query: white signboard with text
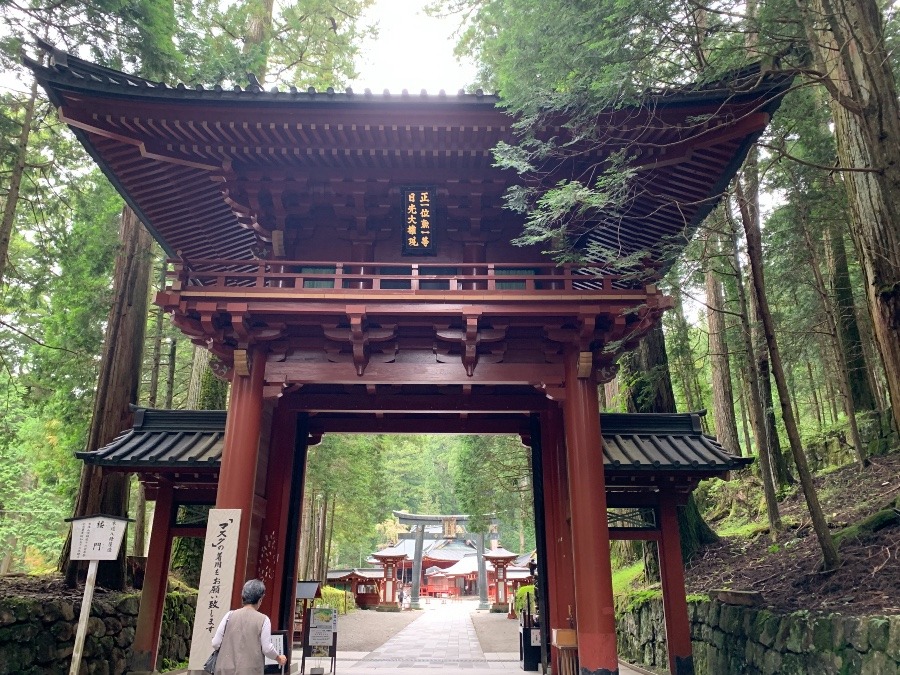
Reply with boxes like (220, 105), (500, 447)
(308, 607), (336, 646)
(187, 509), (241, 671)
(70, 515), (127, 561)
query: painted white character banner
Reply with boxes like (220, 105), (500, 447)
(187, 508), (242, 671)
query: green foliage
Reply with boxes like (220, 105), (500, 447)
(172, 0), (376, 87)
(514, 583), (536, 612)
(448, 435), (534, 552)
(617, 588), (662, 615)
(315, 585), (356, 615)
(0, 169), (121, 571)
(611, 560), (645, 597)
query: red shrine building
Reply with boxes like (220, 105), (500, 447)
(28, 43), (784, 675)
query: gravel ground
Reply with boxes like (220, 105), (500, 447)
(335, 609), (423, 651)
(470, 610), (520, 653)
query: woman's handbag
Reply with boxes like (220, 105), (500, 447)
(203, 611), (231, 674)
(203, 649), (218, 674)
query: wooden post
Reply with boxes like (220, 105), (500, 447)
(69, 559), (99, 675)
(130, 483), (175, 673)
(216, 347), (266, 608)
(258, 404), (300, 627)
(563, 349), (618, 674)
(658, 491), (694, 675)
(540, 406), (576, 675)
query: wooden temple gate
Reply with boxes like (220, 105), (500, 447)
(28, 45), (784, 675)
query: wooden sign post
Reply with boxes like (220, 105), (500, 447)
(67, 514), (131, 675)
(301, 607), (337, 674)
(187, 508), (242, 672)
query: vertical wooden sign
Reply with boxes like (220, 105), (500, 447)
(402, 188), (436, 255)
(187, 508), (242, 671)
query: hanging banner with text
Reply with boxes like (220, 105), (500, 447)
(402, 188), (435, 255)
(187, 509), (241, 671)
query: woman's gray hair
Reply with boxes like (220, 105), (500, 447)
(241, 579), (266, 605)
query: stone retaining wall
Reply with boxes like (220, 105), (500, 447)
(617, 596), (900, 675)
(0, 590), (196, 674)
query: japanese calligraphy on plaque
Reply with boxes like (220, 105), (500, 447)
(187, 508), (241, 671)
(68, 515), (129, 561)
(402, 188), (435, 255)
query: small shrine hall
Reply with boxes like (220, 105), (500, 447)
(28, 43), (783, 675)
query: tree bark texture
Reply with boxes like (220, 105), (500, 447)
(705, 232), (742, 455)
(801, 0), (900, 435)
(799, 212), (867, 467)
(60, 207), (153, 588)
(825, 223), (878, 412)
(620, 323), (718, 561)
(0, 80), (39, 287)
(737, 179), (840, 570)
(729, 214), (782, 532)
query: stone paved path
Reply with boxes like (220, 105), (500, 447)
(313, 599), (647, 674)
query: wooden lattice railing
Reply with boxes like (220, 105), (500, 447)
(166, 258), (645, 294)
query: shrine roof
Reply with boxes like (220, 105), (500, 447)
(78, 408), (752, 476)
(26, 43), (790, 272)
(326, 568), (384, 582)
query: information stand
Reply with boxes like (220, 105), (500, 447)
(66, 514), (131, 675)
(300, 607), (337, 674)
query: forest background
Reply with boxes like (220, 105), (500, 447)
(0, 0), (899, 587)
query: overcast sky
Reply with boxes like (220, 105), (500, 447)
(350, 0), (479, 93)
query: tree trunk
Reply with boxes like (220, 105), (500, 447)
(806, 361), (824, 434)
(620, 323), (718, 562)
(133, 262), (168, 559)
(186, 347), (210, 408)
(669, 287), (700, 413)
(738, 378), (753, 454)
(164, 339), (177, 408)
(749, 283), (792, 487)
(799, 211), (867, 468)
(825, 223), (878, 413)
(0, 80), (39, 287)
(60, 206), (153, 588)
(146, 262), (167, 408)
(705, 232), (742, 455)
(728, 212), (782, 532)
(736, 178), (840, 570)
(0, 536), (17, 575)
(244, 0), (277, 81)
(324, 494), (337, 581)
(800, 0), (900, 436)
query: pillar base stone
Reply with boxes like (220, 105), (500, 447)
(579, 668), (618, 675)
(674, 655), (695, 675)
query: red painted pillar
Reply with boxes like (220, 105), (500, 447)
(541, 406), (576, 675)
(658, 491), (694, 675)
(129, 482), (174, 673)
(257, 403), (298, 627)
(562, 348), (618, 674)
(216, 347), (266, 609)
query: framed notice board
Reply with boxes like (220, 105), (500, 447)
(300, 607), (337, 674)
(264, 630), (289, 673)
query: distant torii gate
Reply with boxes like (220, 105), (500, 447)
(394, 511), (499, 610)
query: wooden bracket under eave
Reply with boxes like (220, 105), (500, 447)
(577, 351), (593, 379)
(234, 349), (251, 377)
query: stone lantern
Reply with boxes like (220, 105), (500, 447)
(484, 547), (518, 613)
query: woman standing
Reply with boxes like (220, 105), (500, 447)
(211, 579), (288, 674)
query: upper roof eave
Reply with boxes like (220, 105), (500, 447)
(23, 45), (503, 112)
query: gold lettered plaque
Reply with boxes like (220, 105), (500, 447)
(402, 187), (436, 255)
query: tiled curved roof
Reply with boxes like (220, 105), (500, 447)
(26, 43), (790, 274)
(78, 408), (751, 475)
